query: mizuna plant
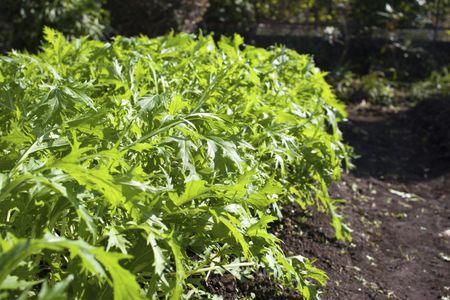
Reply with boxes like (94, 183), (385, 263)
(0, 28), (350, 299)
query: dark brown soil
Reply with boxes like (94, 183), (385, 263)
(285, 99), (450, 300)
(208, 98), (450, 299)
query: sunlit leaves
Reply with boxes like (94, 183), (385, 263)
(0, 28), (349, 299)
(0, 234), (143, 300)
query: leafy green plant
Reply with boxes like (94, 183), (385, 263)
(411, 66), (450, 100)
(360, 71), (396, 104)
(335, 70), (396, 105)
(335, 66), (450, 106)
(0, 28), (349, 299)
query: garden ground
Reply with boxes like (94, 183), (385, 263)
(208, 98), (450, 299)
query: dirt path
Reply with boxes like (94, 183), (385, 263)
(277, 100), (450, 299)
(208, 99), (450, 299)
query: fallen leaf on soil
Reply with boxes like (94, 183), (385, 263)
(438, 229), (450, 240)
(389, 189), (421, 201)
(439, 252), (450, 262)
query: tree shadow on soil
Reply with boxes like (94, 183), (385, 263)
(340, 97), (450, 182)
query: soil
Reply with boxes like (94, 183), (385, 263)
(207, 98), (450, 299)
(282, 98), (450, 300)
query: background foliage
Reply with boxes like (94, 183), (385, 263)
(105, 0), (209, 38)
(1, 0), (448, 53)
(0, 0), (108, 52)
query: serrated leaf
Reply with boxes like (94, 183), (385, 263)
(0, 275), (40, 290)
(169, 180), (208, 206)
(105, 227), (130, 254)
(147, 233), (166, 276)
(38, 275), (73, 300)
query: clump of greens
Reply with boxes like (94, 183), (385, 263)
(0, 28), (349, 299)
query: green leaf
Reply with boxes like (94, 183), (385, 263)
(217, 214), (251, 260)
(168, 180), (208, 206)
(38, 275), (74, 300)
(105, 227), (130, 254)
(167, 236), (185, 300)
(49, 146), (126, 207)
(0, 234), (142, 300)
(0, 275), (41, 290)
(95, 251), (144, 300)
(147, 233), (166, 276)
